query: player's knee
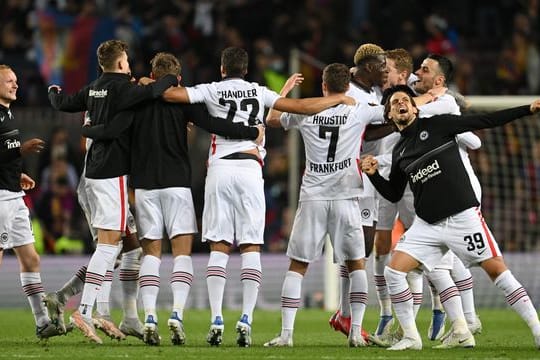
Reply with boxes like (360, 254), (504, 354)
(480, 256), (508, 281)
(384, 266), (407, 287)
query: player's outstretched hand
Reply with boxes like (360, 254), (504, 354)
(20, 138), (44, 156)
(281, 73), (304, 96)
(361, 155), (379, 175)
(254, 124), (265, 145)
(530, 99), (540, 113)
(20, 173), (35, 190)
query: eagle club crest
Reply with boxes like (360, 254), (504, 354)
(419, 130), (429, 141)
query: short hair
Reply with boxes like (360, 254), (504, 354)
(97, 40), (128, 71)
(385, 48), (413, 76)
(150, 52), (181, 79)
(382, 84), (417, 120)
(353, 43), (384, 66)
(221, 47), (248, 77)
(427, 54), (454, 83)
(0, 64), (12, 72)
(323, 63), (350, 93)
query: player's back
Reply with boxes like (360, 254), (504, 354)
(282, 103), (381, 201)
(186, 78), (280, 162)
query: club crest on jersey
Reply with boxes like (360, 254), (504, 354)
(361, 209), (371, 219)
(419, 130), (429, 141)
(0, 232), (8, 245)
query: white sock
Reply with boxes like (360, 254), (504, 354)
(495, 270), (540, 335)
(171, 255), (193, 321)
(451, 257), (477, 323)
(57, 265), (87, 304)
(281, 271), (302, 339)
(240, 252), (262, 323)
(206, 251), (229, 322)
(119, 248), (141, 320)
(428, 279), (443, 311)
(374, 254), (391, 316)
(139, 255), (161, 322)
(384, 266), (419, 340)
(79, 244), (119, 319)
(349, 269), (367, 328)
(407, 270), (423, 318)
(339, 265), (351, 317)
(426, 269), (467, 333)
(96, 268), (113, 318)
(21, 272), (48, 327)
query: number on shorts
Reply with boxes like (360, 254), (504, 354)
(318, 126), (339, 162)
(219, 98), (260, 125)
(463, 232), (485, 251)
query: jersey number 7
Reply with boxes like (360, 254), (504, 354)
(319, 126), (339, 162)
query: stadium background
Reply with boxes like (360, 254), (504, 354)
(1, 0), (540, 310)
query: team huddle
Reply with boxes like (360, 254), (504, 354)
(1, 38), (540, 350)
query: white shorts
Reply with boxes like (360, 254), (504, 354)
(0, 197), (34, 250)
(395, 207), (502, 272)
(85, 175), (129, 232)
(377, 185), (415, 230)
(202, 159), (264, 245)
(78, 174), (137, 240)
(360, 173), (378, 226)
(135, 187), (197, 240)
(287, 198), (365, 263)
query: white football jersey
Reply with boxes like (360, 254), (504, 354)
(347, 83), (384, 156)
(281, 103), (384, 201)
(186, 78), (281, 163)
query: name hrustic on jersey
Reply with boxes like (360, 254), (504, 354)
(312, 114), (348, 125)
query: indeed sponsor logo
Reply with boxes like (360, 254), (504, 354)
(89, 89), (108, 98)
(5, 139), (20, 149)
(410, 159), (442, 183)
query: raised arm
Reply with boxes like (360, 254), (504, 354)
(266, 73), (304, 128)
(48, 85), (88, 112)
(273, 93), (355, 116)
(435, 104), (537, 135)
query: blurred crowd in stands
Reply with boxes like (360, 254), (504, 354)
(2, 0), (539, 254)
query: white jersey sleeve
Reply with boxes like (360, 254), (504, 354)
(280, 112), (303, 130)
(186, 79), (281, 163)
(456, 132), (481, 150)
(418, 94), (460, 117)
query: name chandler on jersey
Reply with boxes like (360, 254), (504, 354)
(217, 89), (257, 98)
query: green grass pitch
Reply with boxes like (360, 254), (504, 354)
(1, 308), (539, 359)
